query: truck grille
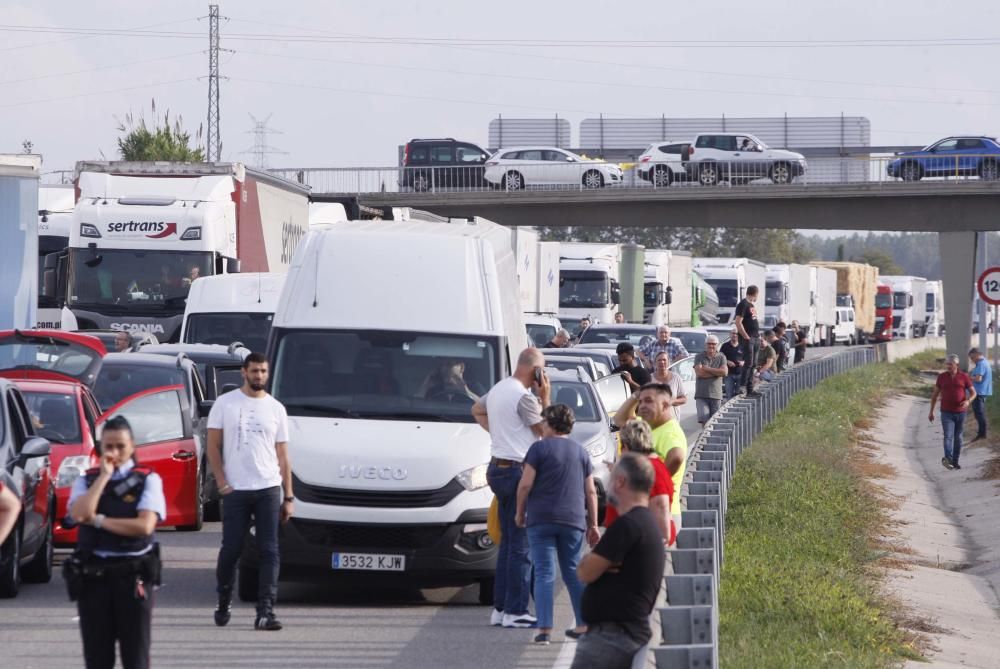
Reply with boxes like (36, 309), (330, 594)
(292, 519), (449, 549)
(293, 475), (464, 508)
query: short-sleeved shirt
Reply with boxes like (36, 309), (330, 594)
(757, 343), (776, 369)
(580, 506), (666, 644)
(734, 298), (759, 338)
(612, 363), (652, 387)
(640, 337), (689, 364)
(971, 359), (992, 397)
(207, 389), (290, 491)
(693, 352), (726, 400)
(480, 377), (543, 461)
(603, 456), (673, 530)
(720, 340), (743, 367)
(794, 331), (807, 362)
(649, 419), (687, 516)
(523, 436), (593, 531)
(936, 371), (974, 413)
(771, 338), (788, 372)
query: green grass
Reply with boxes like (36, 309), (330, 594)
(718, 362), (923, 668)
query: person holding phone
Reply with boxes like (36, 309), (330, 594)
(612, 343), (651, 392)
(472, 348), (551, 628)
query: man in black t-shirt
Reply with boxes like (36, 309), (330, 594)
(612, 343), (652, 391)
(719, 329), (744, 399)
(791, 320), (807, 364)
(572, 453), (665, 669)
(733, 285), (761, 397)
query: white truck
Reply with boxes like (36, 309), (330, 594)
(36, 185), (75, 329)
(643, 250), (693, 327)
(523, 239), (561, 347)
(559, 242), (621, 325)
(0, 155), (41, 330)
(179, 272), (285, 352)
(925, 280), (945, 337)
(882, 275), (928, 339)
(691, 257), (767, 326)
(811, 266), (838, 345)
(41, 161), (310, 342)
(764, 264), (812, 331)
(257, 216), (529, 604)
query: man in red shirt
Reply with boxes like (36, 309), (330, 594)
(604, 420), (675, 545)
(929, 354), (977, 470)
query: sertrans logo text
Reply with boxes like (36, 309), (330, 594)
(106, 221), (178, 239)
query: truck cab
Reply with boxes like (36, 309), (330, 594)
(925, 280), (945, 337)
(882, 275), (928, 339)
(873, 284), (894, 342)
(558, 243), (621, 325)
(692, 257), (766, 326)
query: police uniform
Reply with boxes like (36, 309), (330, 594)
(66, 460), (166, 669)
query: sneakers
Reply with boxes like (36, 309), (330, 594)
(490, 609), (504, 626)
(534, 633), (551, 645)
(952, 462), (962, 470)
(565, 628), (584, 640)
(254, 612), (283, 631)
(502, 612), (537, 628)
(213, 590), (232, 627)
(942, 457), (955, 470)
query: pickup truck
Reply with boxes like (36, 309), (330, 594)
(682, 133), (807, 186)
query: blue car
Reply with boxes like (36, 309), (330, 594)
(888, 136), (1000, 181)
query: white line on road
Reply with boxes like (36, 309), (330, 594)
(553, 638), (577, 669)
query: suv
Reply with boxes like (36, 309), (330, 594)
(887, 136), (1000, 181)
(683, 133), (806, 186)
(401, 138), (491, 192)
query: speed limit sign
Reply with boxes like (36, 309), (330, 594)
(977, 267), (1000, 305)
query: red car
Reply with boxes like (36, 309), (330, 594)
(12, 379), (100, 547)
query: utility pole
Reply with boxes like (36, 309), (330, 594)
(241, 114), (287, 169)
(206, 4), (222, 162)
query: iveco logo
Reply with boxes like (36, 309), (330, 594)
(338, 465), (408, 481)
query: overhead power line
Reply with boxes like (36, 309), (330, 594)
(0, 50), (203, 86)
(0, 17), (200, 52)
(0, 77), (198, 109)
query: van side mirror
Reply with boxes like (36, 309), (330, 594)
(19, 437), (51, 467)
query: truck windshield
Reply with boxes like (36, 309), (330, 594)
(764, 282), (783, 307)
(68, 249), (213, 310)
(892, 292), (908, 310)
(875, 293), (892, 309)
(926, 294), (935, 311)
(704, 279), (738, 307)
(184, 312), (273, 352)
(643, 282), (662, 307)
(270, 329), (500, 423)
(560, 270), (608, 308)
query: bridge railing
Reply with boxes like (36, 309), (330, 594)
(644, 346), (880, 668)
(270, 154), (1000, 195)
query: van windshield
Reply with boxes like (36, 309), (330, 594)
(184, 312), (274, 352)
(270, 330), (500, 423)
(560, 270), (608, 308)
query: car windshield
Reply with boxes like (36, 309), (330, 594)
(22, 391), (82, 444)
(892, 292), (908, 310)
(270, 330), (499, 423)
(578, 327), (656, 347)
(560, 270), (608, 308)
(0, 336), (103, 386)
(68, 249), (213, 311)
(674, 332), (707, 353)
(764, 282), (783, 307)
(94, 363), (186, 411)
(549, 381), (601, 422)
(526, 323), (557, 348)
(704, 279), (739, 307)
(184, 312), (274, 352)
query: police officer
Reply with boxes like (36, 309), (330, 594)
(67, 416), (165, 669)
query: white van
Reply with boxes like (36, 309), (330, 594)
(243, 217), (528, 603)
(179, 272), (284, 352)
(833, 306), (857, 345)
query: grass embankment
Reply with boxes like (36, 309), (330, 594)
(718, 362), (923, 668)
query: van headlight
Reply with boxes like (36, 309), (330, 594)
(56, 455), (91, 488)
(583, 437), (608, 458)
(457, 464), (489, 491)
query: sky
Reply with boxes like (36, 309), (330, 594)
(4, 0), (1000, 194)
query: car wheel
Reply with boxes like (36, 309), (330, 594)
(698, 164), (719, 186)
(501, 171), (524, 190)
(0, 530), (21, 598)
(652, 165), (672, 188)
(900, 162), (922, 182)
(582, 169), (604, 189)
(177, 467), (205, 532)
(769, 162), (792, 185)
(412, 173), (430, 192)
(478, 577), (495, 606)
(238, 564), (259, 602)
(979, 160), (999, 181)
(22, 514), (53, 584)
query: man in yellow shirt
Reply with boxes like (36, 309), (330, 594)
(613, 383), (688, 534)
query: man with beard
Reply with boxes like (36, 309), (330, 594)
(206, 352), (293, 631)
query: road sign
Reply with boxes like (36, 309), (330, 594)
(977, 267), (1000, 305)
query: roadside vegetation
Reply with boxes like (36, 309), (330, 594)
(718, 361), (925, 668)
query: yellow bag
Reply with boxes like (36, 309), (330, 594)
(487, 496), (502, 545)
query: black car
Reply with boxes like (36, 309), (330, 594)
(0, 378), (54, 597)
(401, 138), (490, 191)
(138, 343), (250, 400)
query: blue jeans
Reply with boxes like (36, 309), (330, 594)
(487, 462), (531, 615)
(972, 396), (988, 438)
(940, 410), (965, 465)
(724, 371), (741, 399)
(216, 486), (281, 613)
(527, 523), (585, 630)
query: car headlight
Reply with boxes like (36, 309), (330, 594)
(456, 464), (489, 491)
(56, 455), (91, 489)
(583, 437), (608, 458)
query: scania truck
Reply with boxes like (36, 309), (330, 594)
(692, 257), (766, 325)
(41, 161), (310, 342)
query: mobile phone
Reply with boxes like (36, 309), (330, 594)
(534, 367), (544, 385)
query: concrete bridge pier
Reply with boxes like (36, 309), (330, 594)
(939, 231), (978, 359)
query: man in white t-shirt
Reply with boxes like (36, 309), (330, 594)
(472, 348), (550, 629)
(206, 352), (292, 632)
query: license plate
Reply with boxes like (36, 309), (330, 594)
(331, 552), (405, 572)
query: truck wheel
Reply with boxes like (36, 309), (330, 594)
(652, 165), (672, 188)
(238, 564), (259, 602)
(698, 164), (719, 186)
(769, 162), (793, 184)
(478, 578), (495, 606)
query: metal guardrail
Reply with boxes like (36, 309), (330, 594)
(647, 346), (879, 668)
(271, 155), (1000, 195)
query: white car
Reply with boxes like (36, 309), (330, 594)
(637, 141), (690, 187)
(683, 133), (807, 186)
(484, 147), (624, 190)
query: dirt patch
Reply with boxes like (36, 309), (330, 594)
(978, 455), (1000, 481)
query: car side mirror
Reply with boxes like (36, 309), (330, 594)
(198, 400), (215, 418)
(19, 436), (51, 466)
